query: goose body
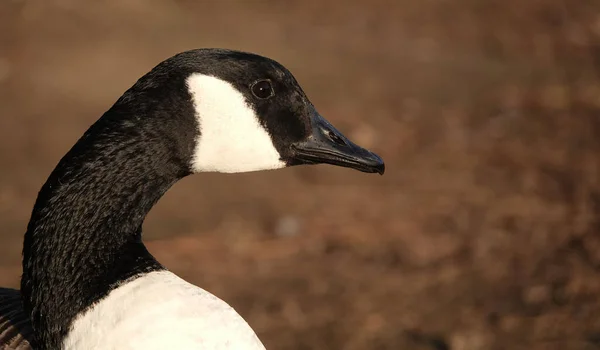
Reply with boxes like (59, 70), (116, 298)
(0, 48), (384, 350)
(64, 271), (264, 350)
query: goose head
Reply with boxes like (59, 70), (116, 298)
(128, 48), (385, 176)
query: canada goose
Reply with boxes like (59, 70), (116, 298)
(0, 48), (384, 350)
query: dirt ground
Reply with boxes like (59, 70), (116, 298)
(1, 1), (600, 349)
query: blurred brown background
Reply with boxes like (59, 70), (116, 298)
(1, 0), (600, 349)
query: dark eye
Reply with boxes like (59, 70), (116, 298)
(251, 80), (274, 99)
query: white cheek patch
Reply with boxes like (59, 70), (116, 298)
(186, 73), (286, 173)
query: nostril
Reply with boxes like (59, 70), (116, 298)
(326, 129), (347, 146)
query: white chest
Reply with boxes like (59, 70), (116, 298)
(62, 271), (266, 350)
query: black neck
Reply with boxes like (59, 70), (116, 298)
(20, 93), (195, 349)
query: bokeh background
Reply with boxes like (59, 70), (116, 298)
(1, 1), (600, 349)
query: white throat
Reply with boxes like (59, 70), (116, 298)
(187, 73), (285, 173)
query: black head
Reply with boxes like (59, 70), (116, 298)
(122, 48), (385, 175)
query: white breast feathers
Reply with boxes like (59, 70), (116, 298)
(63, 271), (266, 350)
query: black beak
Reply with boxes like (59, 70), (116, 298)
(290, 112), (385, 175)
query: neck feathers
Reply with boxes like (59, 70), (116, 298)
(20, 101), (193, 349)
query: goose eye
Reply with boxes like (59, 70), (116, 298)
(251, 80), (274, 99)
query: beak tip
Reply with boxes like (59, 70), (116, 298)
(369, 153), (385, 175)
